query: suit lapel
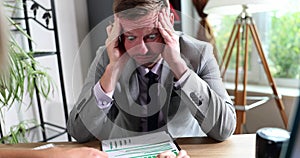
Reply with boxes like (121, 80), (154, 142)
(119, 58), (140, 107)
(179, 34), (200, 71)
(113, 59), (143, 131)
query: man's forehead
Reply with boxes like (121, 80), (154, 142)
(119, 11), (159, 32)
(123, 27), (159, 35)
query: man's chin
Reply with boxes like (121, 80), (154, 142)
(134, 55), (161, 68)
(142, 62), (156, 68)
(135, 60), (155, 68)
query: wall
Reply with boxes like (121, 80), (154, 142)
(36, 0), (90, 141)
(245, 93), (298, 133)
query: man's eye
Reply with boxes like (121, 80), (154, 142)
(126, 36), (136, 41)
(147, 34), (157, 40)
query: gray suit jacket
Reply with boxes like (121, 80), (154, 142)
(67, 33), (236, 143)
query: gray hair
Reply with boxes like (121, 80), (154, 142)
(113, 0), (170, 20)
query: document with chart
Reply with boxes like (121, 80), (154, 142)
(101, 131), (180, 158)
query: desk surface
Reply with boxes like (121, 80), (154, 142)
(0, 134), (256, 158)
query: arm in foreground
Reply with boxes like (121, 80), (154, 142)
(0, 147), (108, 158)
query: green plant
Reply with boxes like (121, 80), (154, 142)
(1, 23), (54, 108)
(0, 120), (37, 143)
(213, 11), (300, 80)
(268, 12), (300, 79)
(213, 15), (236, 61)
(0, 1), (54, 144)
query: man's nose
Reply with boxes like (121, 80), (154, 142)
(136, 39), (148, 55)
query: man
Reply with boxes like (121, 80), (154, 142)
(0, 3), (187, 158)
(67, 0), (236, 142)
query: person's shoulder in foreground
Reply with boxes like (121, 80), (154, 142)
(0, 147), (189, 158)
(0, 147), (108, 158)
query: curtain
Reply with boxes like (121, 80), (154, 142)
(192, 0), (219, 61)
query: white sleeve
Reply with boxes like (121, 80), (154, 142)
(93, 81), (114, 110)
(173, 69), (190, 88)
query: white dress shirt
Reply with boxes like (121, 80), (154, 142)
(93, 58), (189, 131)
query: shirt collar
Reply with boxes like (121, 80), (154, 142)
(137, 58), (163, 77)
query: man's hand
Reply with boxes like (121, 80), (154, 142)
(158, 8), (188, 80)
(105, 15), (127, 65)
(156, 150), (190, 158)
(100, 15), (129, 93)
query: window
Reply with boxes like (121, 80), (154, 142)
(209, 0), (300, 88)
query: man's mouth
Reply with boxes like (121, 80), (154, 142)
(135, 55), (152, 61)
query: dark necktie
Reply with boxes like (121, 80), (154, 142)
(145, 71), (158, 104)
(145, 71), (159, 131)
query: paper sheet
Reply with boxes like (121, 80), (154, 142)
(101, 131), (179, 158)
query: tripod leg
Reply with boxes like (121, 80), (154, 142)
(234, 24), (250, 134)
(221, 24), (241, 78)
(220, 23), (237, 69)
(243, 24), (250, 107)
(234, 23), (241, 96)
(249, 22), (288, 129)
(234, 29), (243, 134)
(235, 92), (246, 134)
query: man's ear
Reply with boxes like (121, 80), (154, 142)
(169, 12), (174, 26)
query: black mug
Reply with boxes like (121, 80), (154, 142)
(256, 127), (290, 158)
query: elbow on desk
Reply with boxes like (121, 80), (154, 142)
(67, 127), (96, 143)
(207, 129), (234, 142)
(67, 117), (96, 143)
(207, 121), (236, 141)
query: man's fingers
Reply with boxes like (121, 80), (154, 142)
(111, 17), (121, 34)
(158, 8), (179, 45)
(106, 25), (113, 35)
(106, 16), (122, 45)
(156, 150), (176, 158)
(159, 8), (174, 33)
(156, 150), (190, 158)
(158, 13), (173, 36)
(177, 150), (190, 158)
(158, 22), (171, 42)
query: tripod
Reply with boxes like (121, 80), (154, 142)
(219, 6), (288, 134)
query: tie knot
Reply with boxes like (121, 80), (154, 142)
(145, 71), (158, 80)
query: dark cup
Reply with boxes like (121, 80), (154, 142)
(256, 127), (290, 158)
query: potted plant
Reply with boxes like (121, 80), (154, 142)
(0, 1), (54, 144)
